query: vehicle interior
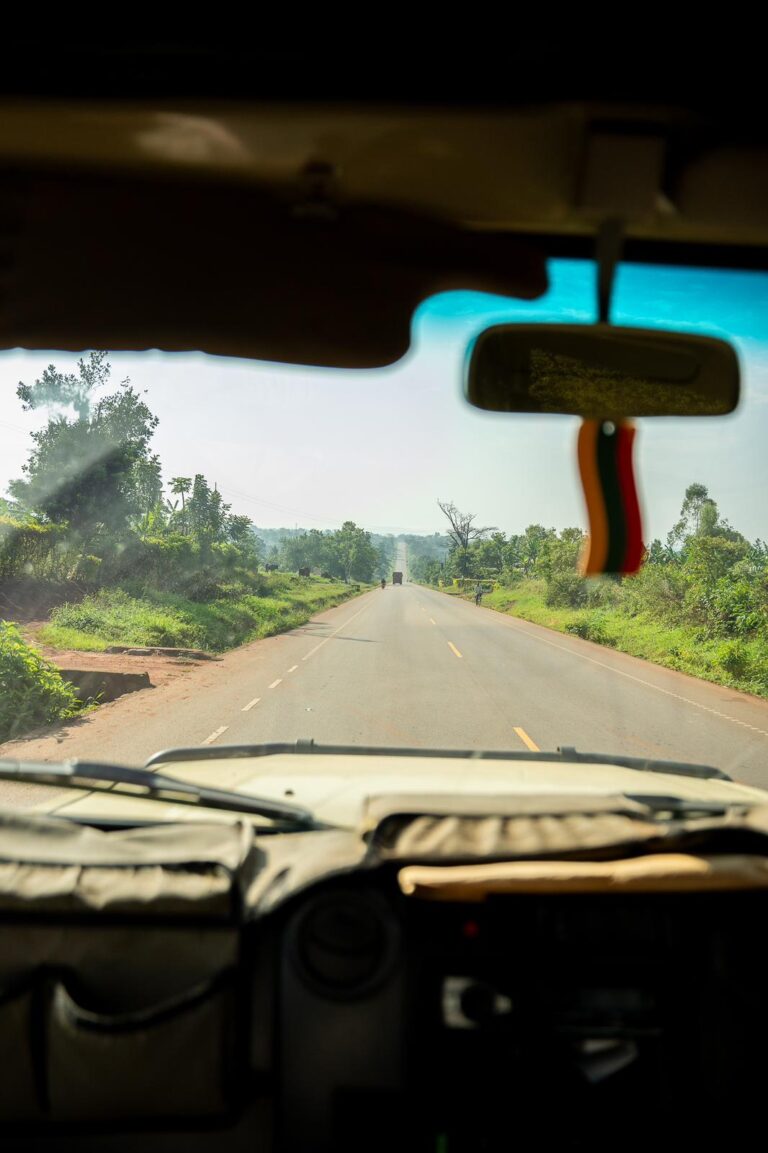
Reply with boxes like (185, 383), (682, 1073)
(2, 34), (768, 1151)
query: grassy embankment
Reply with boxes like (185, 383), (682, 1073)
(438, 579), (768, 698)
(38, 574), (367, 653)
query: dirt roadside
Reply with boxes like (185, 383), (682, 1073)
(20, 621), (210, 690)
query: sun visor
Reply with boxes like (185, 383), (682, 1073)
(0, 171), (547, 367)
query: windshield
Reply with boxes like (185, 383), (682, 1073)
(1, 259), (767, 808)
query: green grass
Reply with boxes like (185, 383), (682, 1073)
(36, 626), (112, 652)
(39, 577), (366, 654)
(448, 580), (768, 699)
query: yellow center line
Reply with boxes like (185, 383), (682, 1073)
(287, 665), (298, 673)
(429, 618), (436, 625)
(448, 642), (463, 659)
(514, 726), (540, 752)
(242, 697), (261, 712)
(269, 678), (282, 689)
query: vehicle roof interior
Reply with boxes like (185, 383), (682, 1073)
(0, 35), (766, 367)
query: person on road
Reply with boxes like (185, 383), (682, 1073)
(474, 583), (484, 606)
(381, 578), (386, 589)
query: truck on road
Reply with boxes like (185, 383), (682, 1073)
(392, 571), (403, 585)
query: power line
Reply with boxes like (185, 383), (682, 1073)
(0, 419), (31, 436)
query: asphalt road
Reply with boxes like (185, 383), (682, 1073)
(2, 574), (768, 804)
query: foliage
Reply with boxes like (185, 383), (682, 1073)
(9, 383), (160, 542)
(42, 578), (360, 653)
(411, 484), (768, 696)
(277, 522), (386, 581)
(0, 621), (80, 741)
(436, 501), (496, 576)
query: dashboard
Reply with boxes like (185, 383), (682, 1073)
(278, 871), (765, 1149)
(1, 837), (766, 1151)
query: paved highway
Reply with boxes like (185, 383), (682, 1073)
(2, 575), (767, 800)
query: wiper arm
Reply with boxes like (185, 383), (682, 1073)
(145, 740), (730, 782)
(0, 758), (319, 828)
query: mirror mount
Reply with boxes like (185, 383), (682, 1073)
(596, 218), (625, 325)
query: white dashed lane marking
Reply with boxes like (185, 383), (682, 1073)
(302, 603), (371, 661)
(202, 726), (228, 744)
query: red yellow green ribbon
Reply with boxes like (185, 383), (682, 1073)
(578, 419), (644, 575)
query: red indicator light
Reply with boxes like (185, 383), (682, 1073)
(462, 919), (480, 940)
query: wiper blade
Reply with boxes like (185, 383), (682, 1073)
(0, 758), (319, 828)
(145, 741), (731, 782)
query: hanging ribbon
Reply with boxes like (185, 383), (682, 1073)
(577, 419), (644, 575)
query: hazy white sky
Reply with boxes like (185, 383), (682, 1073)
(1, 259), (767, 543)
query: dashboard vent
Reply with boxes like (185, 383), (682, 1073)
(292, 891), (397, 998)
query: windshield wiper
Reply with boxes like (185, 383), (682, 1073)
(144, 740), (731, 782)
(0, 758), (319, 828)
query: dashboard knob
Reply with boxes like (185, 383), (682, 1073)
(443, 977), (513, 1029)
(460, 981), (498, 1025)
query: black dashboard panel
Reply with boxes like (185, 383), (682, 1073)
(2, 859), (765, 1150)
(276, 872), (768, 1150)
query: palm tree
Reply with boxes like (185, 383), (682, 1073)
(169, 477), (192, 534)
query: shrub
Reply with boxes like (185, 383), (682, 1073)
(545, 571), (588, 608)
(717, 639), (752, 679)
(585, 577), (624, 610)
(178, 568), (225, 602)
(565, 617), (612, 646)
(67, 554), (102, 582)
(48, 589), (203, 649)
(0, 517), (70, 580)
(0, 621), (80, 741)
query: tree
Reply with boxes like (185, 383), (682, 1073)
(280, 532), (315, 571)
(169, 477), (193, 534)
(668, 483), (746, 551)
(437, 500), (496, 576)
(437, 500), (495, 550)
(474, 532), (508, 576)
(10, 421), (129, 538)
(186, 475), (231, 548)
(10, 357), (160, 545)
(332, 521), (378, 582)
(668, 482), (713, 545)
(520, 524), (557, 574)
(131, 454), (163, 522)
(537, 528), (588, 607)
(16, 350), (115, 420)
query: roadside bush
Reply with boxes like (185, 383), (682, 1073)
(565, 616), (613, 646)
(710, 577), (766, 638)
(100, 534), (200, 588)
(67, 554), (102, 582)
(585, 577), (624, 610)
(545, 571), (588, 608)
(716, 639), (752, 679)
(622, 563), (684, 622)
(178, 568), (225, 602)
(48, 589), (203, 649)
(0, 621), (80, 741)
(0, 517), (71, 580)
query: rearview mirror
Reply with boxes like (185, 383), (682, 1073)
(466, 324), (740, 418)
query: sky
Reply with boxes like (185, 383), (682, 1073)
(1, 258), (767, 543)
